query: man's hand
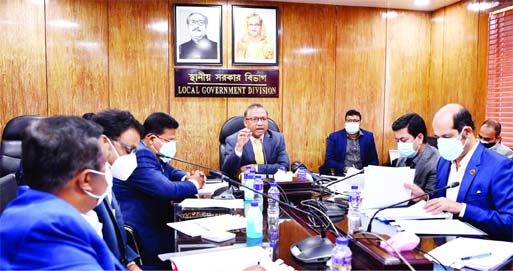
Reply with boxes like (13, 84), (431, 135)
(424, 197), (462, 214)
(404, 183), (427, 202)
(239, 164), (256, 173)
(187, 170), (206, 189)
(126, 262), (142, 271)
(235, 128), (251, 153)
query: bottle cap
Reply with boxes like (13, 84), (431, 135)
(251, 201), (259, 207)
(245, 165), (252, 170)
(336, 236), (349, 246)
(270, 182), (277, 187)
(278, 166), (286, 171)
(299, 166), (305, 170)
(351, 185), (358, 190)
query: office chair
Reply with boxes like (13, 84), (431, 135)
(0, 173), (17, 214)
(218, 115), (280, 170)
(124, 224), (143, 266)
(0, 115), (43, 177)
(426, 136), (438, 149)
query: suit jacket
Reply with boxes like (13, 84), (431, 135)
(0, 187), (124, 270)
(434, 143), (513, 241)
(94, 196), (138, 266)
(324, 128), (379, 174)
(113, 141), (197, 269)
(222, 130), (290, 178)
(489, 142), (513, 160)
(179, 37), (217, 59)
(395, 144), (439, 193)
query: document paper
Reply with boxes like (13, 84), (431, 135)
(392, 219), (487, 236)
(167, 214), (246, 237)
(360, 166), (415, 209)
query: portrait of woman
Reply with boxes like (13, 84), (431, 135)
(232, 6), (278, 65)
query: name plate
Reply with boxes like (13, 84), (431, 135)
(175, 68), (279, 98)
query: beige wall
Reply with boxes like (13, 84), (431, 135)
(0, 0), (489, 172)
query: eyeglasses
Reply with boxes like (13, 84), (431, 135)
(245, 117), (268, 123)
(112, 139), (137, 154)
(188, 20), (206, 26)
(345, 119), (360, 123)
(157, 136), (176, 143)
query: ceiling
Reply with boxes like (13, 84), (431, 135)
(260, 0), (462, 11)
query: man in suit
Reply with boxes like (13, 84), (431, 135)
(90, 110), (143, 271)
(392, 113), (440, 194)
(222, 103), (290, 179)
(321, 109), (379, 175)
(478, 119), (513, 160)
(409, 104), (513, 241)
(0, 116), (124, 270)
(114, 112), (206, 269)
(179, 12), (218, 60)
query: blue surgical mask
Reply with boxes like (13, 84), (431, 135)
(345, 122), (360, 134)
(437, 128), (468, 161)
(83, 168), (109, 207)
(159, 140), (176, 163)
(397, 142), (418, 158)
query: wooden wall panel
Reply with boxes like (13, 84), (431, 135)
(428, 8), (445, 130)
(109, 0), (169, 122)
(282, 3), (336, 169)
(46, 0), (108, 116)
(0, 0), (46, 134)
(383, 10), (431, 163)
(336, 6), (386, 164)
(476, 1), (489, 125)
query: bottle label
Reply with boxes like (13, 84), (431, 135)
(254, 183), (263, 191)
(332, 255), (352, 270)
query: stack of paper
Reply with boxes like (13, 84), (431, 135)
(426, 237), (513, 270)
(364, 200), (452, 221)
(360, 166), (415, 209)
(391, 219), (487, 236)
(167, 214), (246, 237)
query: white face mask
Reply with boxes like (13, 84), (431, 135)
(437, 127), (468, 161)
(83, 169), (108, 207)
(158, 139), (176, 163)
(345, 122), (360, 134)
(107, 138), (137, 181)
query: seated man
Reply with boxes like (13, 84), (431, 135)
(113, 112), (206, 269)
(478, 119), (513, 160)
(0, 116), (123, 269)
(392, 113), (439, 194)
(321, 109), (378, 175)
(222, 103), (290, 178)
(89, 110), (143, 271)
(408, 104), (513, 241)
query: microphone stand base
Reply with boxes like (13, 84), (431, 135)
(290, 235), (334, 263)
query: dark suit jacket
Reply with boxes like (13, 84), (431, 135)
(179, 37), (217, 59)
(222, 130), (290, 178)
(395, 144), (439, 193)
(434, 143), (513, 241)
(323, 128), (379, 174)
(113, 141), (197, 269)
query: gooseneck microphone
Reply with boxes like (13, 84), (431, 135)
(366, 181), (460, 232)
(324, 169), (365, 188)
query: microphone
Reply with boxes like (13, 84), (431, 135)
(366, 181), (460, 232)
(157, 152), (340, 263)
(324, 169), (365, 188)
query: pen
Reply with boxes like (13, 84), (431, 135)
(460, 252), (492, 260)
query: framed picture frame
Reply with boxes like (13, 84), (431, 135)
(174, 4), (222, 65)
(232, 6), (278, 66)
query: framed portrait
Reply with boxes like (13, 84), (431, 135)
(232, 6), (278, 65)
(174, 4), (222, 65)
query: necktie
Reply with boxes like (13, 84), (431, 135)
(254, 139), (265, 164)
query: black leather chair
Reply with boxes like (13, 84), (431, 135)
(218, 116), (280, 169)
(124, 224), (143, 266)
(0, 173), (17, 214)
(0, 115), (43, 178)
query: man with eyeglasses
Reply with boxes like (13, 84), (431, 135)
(0, 116), (124, 269)
(222, 103), (290, 179)
(179, 12), (218, 60)
(115, 112), (206, 269)
(320, 109), (379, 175)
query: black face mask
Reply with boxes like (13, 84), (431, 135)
(482, 142), (496, 149)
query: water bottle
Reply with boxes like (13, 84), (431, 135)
(273, 166), (288, 182)
(331, 236), (352, 271)
(254, 175), (264, 211)
(347, 186), (362, 234)
(348, 186), (361, 212)
(246, 200), (263, 247)
(296, 166), (307, 181)
(243, 167), (254, 202)
(267, 182), (280, 250)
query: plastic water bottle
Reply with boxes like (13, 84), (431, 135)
(348, 186), (361, 211)
(254, 175), (264, 211)
(267, 182), (280, 250)
(296, 166), (307, 181)
(246, 200), (263, 247)
(347, 186), (362, 234)
(243, 167), (254, 202)
(331, 236), (352, 271)
(273, 166), (288, 182)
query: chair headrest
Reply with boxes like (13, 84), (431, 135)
(2, 116), (43, 140)
(218, 116), (281, 144)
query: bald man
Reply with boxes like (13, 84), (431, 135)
(478, 119), (513, 160)
(407, 104), (513, 241)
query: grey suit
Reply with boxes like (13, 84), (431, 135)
(489, 142), (513, 160)
(395, 144), (439, 193)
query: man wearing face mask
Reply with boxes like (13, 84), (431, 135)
(321, 109), (379, 175)
(407, 104), (513, 241)
(89, 110), (144, 271)
(478, 119), (513, 160)
(116, 112), (206, 270)
(0, 116), (124, 270)
(391, 113), (439, 195)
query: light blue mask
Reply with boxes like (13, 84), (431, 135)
(437, 128), (467, 161)
(397, 142), (418, 158)
(159, 140), (176, 163)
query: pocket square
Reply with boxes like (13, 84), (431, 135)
(476, 190), (482, 194)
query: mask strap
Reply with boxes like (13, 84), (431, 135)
(106, 137), (121, 158)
